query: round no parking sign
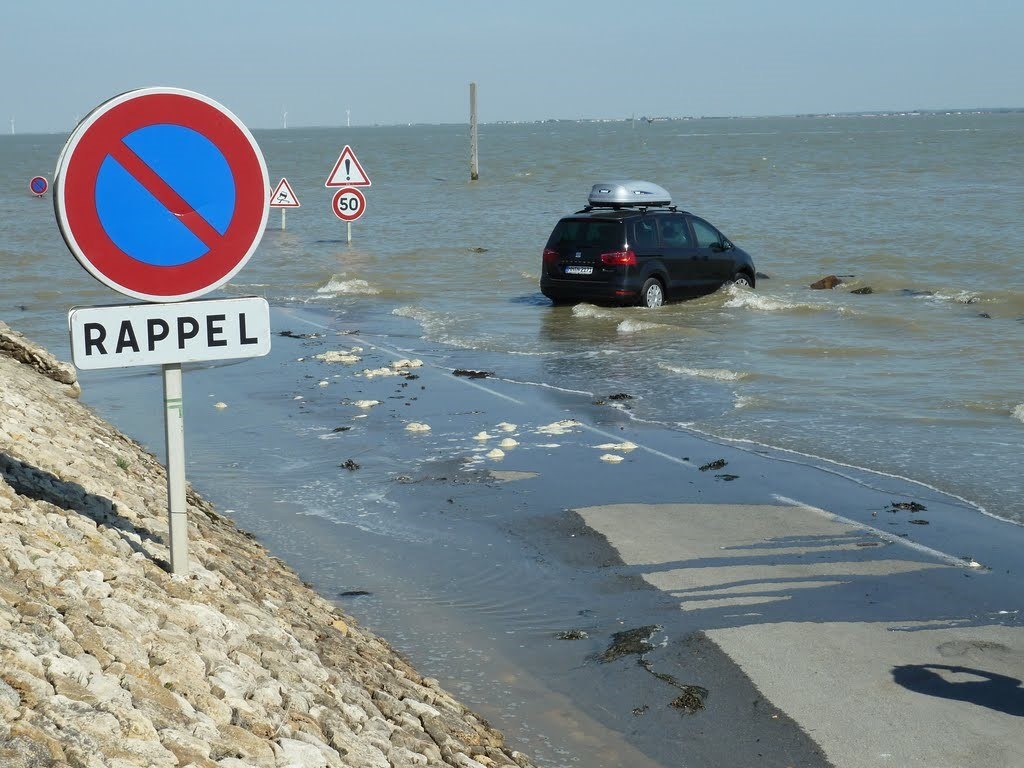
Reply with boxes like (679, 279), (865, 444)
(54, 88), (269, 303)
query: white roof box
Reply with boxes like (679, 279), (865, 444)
(587, 180), (671, 208)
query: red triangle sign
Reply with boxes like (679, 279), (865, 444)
(325, 145), (371, 187)
(269, 178), (301, 208)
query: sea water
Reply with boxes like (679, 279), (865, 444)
(4, 113), (1021, 523)
(5, 114), (1024, 766)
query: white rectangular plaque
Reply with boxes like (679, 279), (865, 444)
(69, 296), (271, 370)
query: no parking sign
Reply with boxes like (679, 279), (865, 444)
(54, 87), (269, 302)
(53, 88), (272, 577)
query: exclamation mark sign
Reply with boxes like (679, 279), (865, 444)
(345, 159), (351, 181)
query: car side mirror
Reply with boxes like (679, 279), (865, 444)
(710, 242), (725, 253)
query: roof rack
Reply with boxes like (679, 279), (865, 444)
(575, 204), (678, 214)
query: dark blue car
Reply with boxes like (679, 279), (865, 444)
(540, 181), (756, 308)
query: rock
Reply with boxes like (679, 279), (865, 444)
(850, 286), (873, 295)
(600, 625), (661, 663)
(453, 369), (492, 379)
(890, 501), (927, 512)
(1, 720), (67, 766)
(276, 737), (327, 765)
(669, 685), (709, 714)
(331, 618), (349, 636)
(810, 275), (843, 289)
(555, 630), (588, 640)
(699, 459), (727, 472)
(210, 724), (275, 766)
(0, 322), (78, 390)
(0, 678), (20, 707)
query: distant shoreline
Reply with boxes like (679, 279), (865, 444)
(5, 106), (1023, 137)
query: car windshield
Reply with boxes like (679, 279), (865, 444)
(547, 219), (624, 250)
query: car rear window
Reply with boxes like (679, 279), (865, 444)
(547, 219), (625, 250)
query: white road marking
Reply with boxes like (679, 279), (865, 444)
(773, 494), (983, 570)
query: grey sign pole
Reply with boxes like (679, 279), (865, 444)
(163, 363), (189, 575)
(470, 82), (479, 181)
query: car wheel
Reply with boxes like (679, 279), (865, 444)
(731, 272), (753, 289)
(640, 278), (665, 308)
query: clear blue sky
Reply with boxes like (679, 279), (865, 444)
(3, 1), (1022, 133)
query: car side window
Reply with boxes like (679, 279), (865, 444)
(633, 219), (658, 248)
(658, 215), (691, 247)
(690, 217), (722, 249)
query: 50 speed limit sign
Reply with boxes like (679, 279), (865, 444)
(331, 187), (366, 222)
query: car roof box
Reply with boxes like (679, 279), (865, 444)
(587, 181), (671, 208)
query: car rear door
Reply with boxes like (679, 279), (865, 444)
(545, 218), (625, 285)
(655, 212), (702, 292)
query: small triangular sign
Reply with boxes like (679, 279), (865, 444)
(269, 178), (300, 208)
(325, 145), (371, 187)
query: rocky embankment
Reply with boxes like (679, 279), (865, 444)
(0, 321), (537, 768)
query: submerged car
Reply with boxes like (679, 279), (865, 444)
(540, 181), (756, 307)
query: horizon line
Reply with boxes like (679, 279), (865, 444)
(5, 106), (1023, 137)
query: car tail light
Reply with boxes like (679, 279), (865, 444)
(600, 249), (637, 266)
(543, 248), (559, 264)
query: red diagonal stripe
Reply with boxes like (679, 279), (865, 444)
(108, 141), (223, 249)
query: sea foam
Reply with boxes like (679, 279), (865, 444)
(316, 277), (380, 296)
(659, 362), (747, 381)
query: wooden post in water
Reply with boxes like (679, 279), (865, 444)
(469, 82), (479, 181)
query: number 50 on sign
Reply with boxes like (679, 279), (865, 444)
(331, 187), (366, 222)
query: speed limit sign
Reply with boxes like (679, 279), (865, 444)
(331, 187), (366, 222)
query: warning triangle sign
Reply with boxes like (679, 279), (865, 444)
(325, 145), (371, 187)
(269, 178), (301, 208)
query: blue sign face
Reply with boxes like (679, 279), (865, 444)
(54, 87), (269, 303)
(94, 124), (236, 267)
(30, 177), (47, 194)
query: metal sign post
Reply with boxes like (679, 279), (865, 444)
(163, 363), (188, 574)
(54, 87), (270, 576)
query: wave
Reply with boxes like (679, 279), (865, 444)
(569, 304), (668, 333)
(658, 362), (748, 381)
(571, 303), (618, 320)
(392, 305), (558, 355)
(316, 276), (380, 296)
(722, 285), (828, 313)
(617, 319), (666, 334)
(1014, 404), (1024, 423)
(917, 290), (983, 305)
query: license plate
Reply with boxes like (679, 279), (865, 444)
(564, 265), (593, 275)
